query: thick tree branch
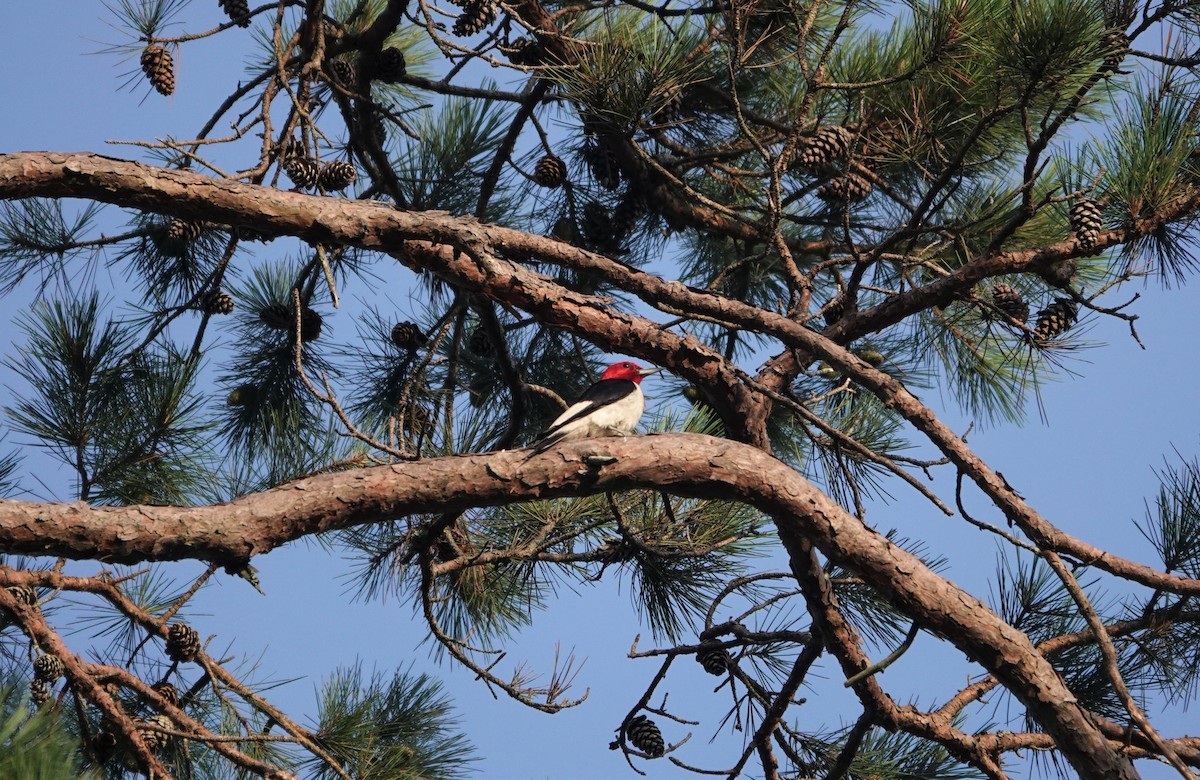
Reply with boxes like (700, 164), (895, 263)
(1, 152), (1192, 594)
(0, 151), (770, 440)
(0, 433), (1142, 778)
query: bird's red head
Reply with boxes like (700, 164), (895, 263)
(599, 361), (659, 384)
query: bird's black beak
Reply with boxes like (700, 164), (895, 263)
(639, 367), (662, 377)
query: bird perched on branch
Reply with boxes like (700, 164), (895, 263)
(531, 361), (660, 452)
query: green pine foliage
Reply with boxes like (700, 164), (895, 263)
(5, 295), (207, 503)
(1138, 456), (1200, 579)
(120, 212), (227, 308)
(391, 97), (513, 218)
(1092, 82), (1200, 284)
(0, 450), (21, 498)
(0, 199), (103, 296)
(307, 664), (475, 780)
(850, 724), (986, 780)
(990, 550), (1132, 722)
(0, 681), (94, 780)
(8, 0), (1200, 777)
(542, 9), (713, 135)
(220, 262), (334, 457)
(347, 306), (442, 447)
(828, 533), (943, 649)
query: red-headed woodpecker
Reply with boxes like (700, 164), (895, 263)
(532, 361), (660, 451)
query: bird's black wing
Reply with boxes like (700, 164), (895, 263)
(532, 378), (636, 449)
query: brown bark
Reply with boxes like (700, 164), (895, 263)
(0, 433), (1135, 778)
(0, 150), (1180, 777)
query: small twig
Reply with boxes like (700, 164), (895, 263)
(843, 621), (920, 688)
(1042, 550), (1195, 780)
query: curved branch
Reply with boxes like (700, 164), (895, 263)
(0, 433), (1143, 778)
(0, 152), (1192, 598)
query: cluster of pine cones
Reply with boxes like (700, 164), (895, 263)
(987, 283), (1080, 343)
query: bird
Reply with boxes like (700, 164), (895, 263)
(531, 361), (660, 452)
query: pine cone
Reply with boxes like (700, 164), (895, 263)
(1069, 198), (1103, 252)
(277, 136), (304, 161)
(533, 154), (567, 188)
(201, 289), (235, 315)
(580, 201), (617, 251)
(400, 401), (433, 439)
(503, 37), (545, 66)
(468, 327), (495, 358)
(218, 0), (251, 27)
(137, 714), (173, 754)
(817, 173), (872, 204)
(365, 110), (388, 148)
(29, 678), (50, 707)
(92, 731), (118, 762)
(625, 715), (665, 757)
(793, 125), (853, 168)
(6, 585), (37, 607)
(327, 58), (357, 88)
(33, 654), (65, 683)
(822, 294), (846, 326)
(651, 86), (685, 124)
(452, 0), (498, 36)
(226, 383), (258, 407)
(1042, 257), (1077, 289)
(1031, 297), (1079, 343)
(299, 307), (324, 342)
(1101, 29), (1129, 72)
(319, 160), (357, 191)
(989, 283), (1029, 326)
(583, 141), (622, 191)
(284, 157), (320, 189)
(372, 47), (407, 82)
(549, 215), (579, 245)
(236, 225), (278, 244)
(259, 303), (293, 330)
(610, 192), (646, 241)
(152, 220), (201, 258)
(165, 623), (201, 663)
(390, 321), (427, 351)
(166, 219), (204, 244)
(141, 45), (175, 96)
(151, 681), (179, 708)
(261, 303), (323, 341)
(696, 644), (730, 675)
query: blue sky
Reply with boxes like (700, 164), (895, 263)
(1, 3), (1198, 779)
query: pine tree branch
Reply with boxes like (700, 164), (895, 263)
(936, 606), (1200, 723)
(0, 563), (346, 778)
(1041, 549), (1194, 779)
(726, 634), (824, 780)
(0, 433), (1145, 777)
(842, 620), (920, 688)
(2, 154), (1199, 634)
(824, 711), (876, 780)
(0, 586), (180, 779)
(88, 662), (306, 778)
(781, 524), (1009, 778)
(983, 724), (1200, 767)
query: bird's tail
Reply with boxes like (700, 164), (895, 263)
(525, 431), (561, 456)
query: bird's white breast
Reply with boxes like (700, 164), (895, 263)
(549, 384), (645, 440)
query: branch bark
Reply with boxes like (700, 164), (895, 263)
(0, 433), (1139, 778)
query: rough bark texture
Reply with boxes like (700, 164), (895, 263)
(2, 153), (1185, 596)
(0, 433), (1133, 777)
(0, 150), (1174, 778)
